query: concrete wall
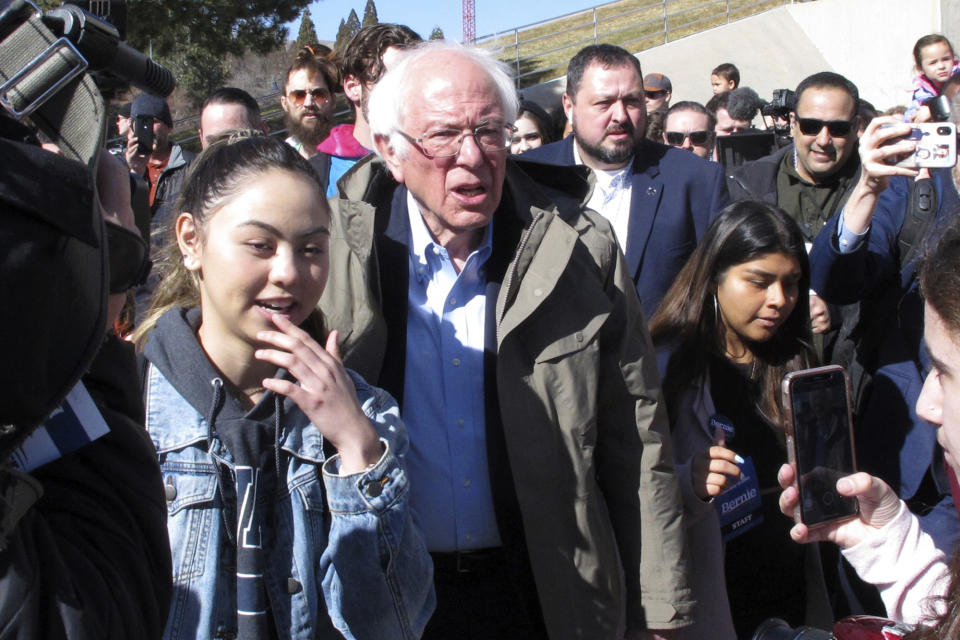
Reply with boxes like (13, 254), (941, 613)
(787, 0), (940, 109)
(942, 0), (960, 46)
(523, 0), (946, 113)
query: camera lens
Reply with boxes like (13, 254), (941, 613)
(938, 126), (951, 136)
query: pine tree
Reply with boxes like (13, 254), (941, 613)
(126, 0), (309, 61)
(295, 8), (319, 51)
(345, 9), (362, 40)
(429, 26), (445, 41)
(361, 0), (379, 28)
(334, 18), (349, 53)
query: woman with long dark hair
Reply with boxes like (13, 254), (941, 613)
(650, 200), (818, 638)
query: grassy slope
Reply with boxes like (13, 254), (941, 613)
(477, 0), (786, 87)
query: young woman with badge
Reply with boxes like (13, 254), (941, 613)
(650, 200), (821, 638)
(132, 134), (433, 640)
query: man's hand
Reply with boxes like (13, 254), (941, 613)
(843, 117), (919, 234)
(809, 293), (831, 334)
(124, 130), (147, 176)
(777, 464), (901, 549)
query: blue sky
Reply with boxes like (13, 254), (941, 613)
(300, 0), (599, 43)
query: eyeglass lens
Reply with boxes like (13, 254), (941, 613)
(666, 131), (710, 145)
(797, 117), (853, 137)
(288, 88), (329, 105)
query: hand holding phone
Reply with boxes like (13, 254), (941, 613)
(782, 365), (859, 528)
(777, 465), (901, 548)
(882, 122), (957, 168)
(133, 115), (154, 157)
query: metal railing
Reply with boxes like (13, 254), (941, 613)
(474, 0), (795, 89)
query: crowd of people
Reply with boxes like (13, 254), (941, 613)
(6, 14), (960, 640)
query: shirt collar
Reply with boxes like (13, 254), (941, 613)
(406, 189), (493, 283)
(572, 141), (632, 189)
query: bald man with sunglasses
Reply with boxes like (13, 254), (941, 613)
(727, 72), (862, 241)
(727, 72), (863, 341)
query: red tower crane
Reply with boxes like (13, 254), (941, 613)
(462, 0), (476, 44)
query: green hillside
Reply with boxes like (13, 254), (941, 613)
(477, 0), (786, 88)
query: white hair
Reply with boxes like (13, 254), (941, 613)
(367, 40), (520, 159)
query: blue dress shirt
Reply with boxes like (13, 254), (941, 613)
(402, 192), (502, 552)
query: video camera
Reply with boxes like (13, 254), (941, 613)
(923, 94), (952, 123)
(0, 0), (172, 446)
(761, 88), (797, 123)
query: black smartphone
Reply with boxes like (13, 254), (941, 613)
(782, 365), (859, 528)
(134, 115), (154, 156)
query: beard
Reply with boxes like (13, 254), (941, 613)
(284, 109), (331, 149)
(573, 121), (643, 166)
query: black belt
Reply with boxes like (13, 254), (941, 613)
(430, 547), (506, 575)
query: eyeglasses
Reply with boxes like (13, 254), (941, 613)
(399, 122), (517, 158)
(286, 88), (331, 105)
(645, 90), (667, 100)
(796, 117), (855, 137)
(665, 130), (712, 146)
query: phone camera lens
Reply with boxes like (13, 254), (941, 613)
(938, 126), (951, 136)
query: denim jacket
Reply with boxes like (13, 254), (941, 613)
(144, 363), (434, 640)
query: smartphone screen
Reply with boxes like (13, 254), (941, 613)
(784, 366), (858, 527)
(134, 116), (154, 156)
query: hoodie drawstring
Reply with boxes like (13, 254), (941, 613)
(273, 395), (283, 485)
(206, 377), (224, 445)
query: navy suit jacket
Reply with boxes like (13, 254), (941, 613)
(523, 136), (729, 318)
(810, 169), (960, 551)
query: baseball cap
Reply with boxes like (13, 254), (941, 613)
(130, 94), (172, 127)
(644, 73), (672, 93)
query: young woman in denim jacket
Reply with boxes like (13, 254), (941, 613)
(132, 134), (434, 640)
(650, 201), (820, 638)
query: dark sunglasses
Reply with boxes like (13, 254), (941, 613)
(645, 90), (667, 99)
(286, 88), (331, 105)
(665, 130), (712, 146)
(796, 117), (854, 137)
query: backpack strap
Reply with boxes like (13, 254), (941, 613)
(898, 177), (938, 268)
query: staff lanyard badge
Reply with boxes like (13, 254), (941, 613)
(710, 414), (764, 542)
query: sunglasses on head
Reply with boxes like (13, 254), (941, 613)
(665, 130), (712, 146)
(796, 117), (854, 137)
(286, 88), (331, 105)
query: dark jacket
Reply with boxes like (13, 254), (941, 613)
(148, 143), (194, 254)
(0, 335), (173, 639)
(726, 144), (792, 204)
(322, 155), (693, 638)
(810, 169), (960, 551)
(726, 143), (860, 241)
(523, 136), (728, 318)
